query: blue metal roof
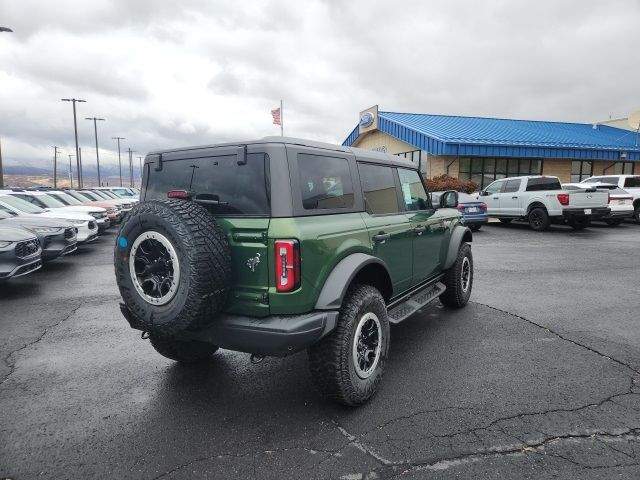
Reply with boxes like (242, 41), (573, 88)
(343, 111), (640, 161)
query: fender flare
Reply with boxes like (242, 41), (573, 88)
(443, 226), (473, 270)
(315, 253), (390, 310)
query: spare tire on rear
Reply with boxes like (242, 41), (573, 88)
(114, 199), (231, 337)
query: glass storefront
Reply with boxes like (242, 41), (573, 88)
(458, 157), (543, 189)
(570, 161), (594, 182)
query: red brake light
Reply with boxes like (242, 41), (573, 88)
(167, 190), (191, 199)
(480, 202), (487, 209)
(557, 193), (570, 206)
(275, 240), (300, 292)
(457, 204), (465, 210)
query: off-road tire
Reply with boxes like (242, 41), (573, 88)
(308, 284), (390, 406)
(528, 207), (550, 231)
(150, 335), (219, 363)
(498, 218), (512, 224)
(568, 217), (591, 230)
(605, 218), (623, 226)
(115, 199), (231, 337)
(439, 243), (473, 308)
(469, 224), (481, 232)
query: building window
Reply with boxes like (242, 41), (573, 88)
(612, 161), (635, 175)
(395, 150), (427, 174)
(570, 160), (594, 182)
(458, 157), (542, 189)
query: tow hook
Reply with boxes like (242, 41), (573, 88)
(250, 353), (265, 364)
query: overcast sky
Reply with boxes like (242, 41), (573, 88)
(1, 0), (639, 170)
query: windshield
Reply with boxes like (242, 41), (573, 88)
(0, 194), (45, 214)
(51, 192), (83, 205)
(98, 190), (118, 199)
(80, 191), (101, 201)
(111, 188), (137, 198)
(91, 191), (113, 200)
(35, 194), (67, 208)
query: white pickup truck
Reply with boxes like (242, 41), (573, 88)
(580, 174), (640, 224)
(479, 175), (610, 231)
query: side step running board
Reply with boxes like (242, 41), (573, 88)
(387, 281), (446, 324)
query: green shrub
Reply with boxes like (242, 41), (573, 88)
(425, 174), (479, 194)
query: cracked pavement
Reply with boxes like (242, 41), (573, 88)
(1, 221), (639, 479)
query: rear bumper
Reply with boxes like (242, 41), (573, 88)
(461, 215), (489, 226)
(120, 303), (338, 356)
(561, 207), (610, 219)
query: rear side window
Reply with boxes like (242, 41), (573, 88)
(298, 154), (354, 210)
(503, 179), (522, 193)
(624, 177), (640, 188)
(145, 153), (270, 216)
(359, 164), (399, 215)
(526, 177), (561, 191)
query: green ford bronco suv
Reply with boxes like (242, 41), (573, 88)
(115, 137), (473, 406)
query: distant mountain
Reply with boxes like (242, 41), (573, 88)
(2, 165), (51, 175)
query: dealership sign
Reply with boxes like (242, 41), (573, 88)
(360, 111), (375, 128)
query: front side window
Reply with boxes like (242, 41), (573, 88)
(358, 164), (399, 215)
(484, 181), (503, 194)
(298, 154), (354, 210)
(397, 168), (429, 211)
(0, 195), (45, 214)
(503, 179), (522, 193)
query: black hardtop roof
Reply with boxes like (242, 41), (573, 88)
(147, 136), (418, 169)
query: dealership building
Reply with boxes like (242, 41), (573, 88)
(343, 106), (640, 189)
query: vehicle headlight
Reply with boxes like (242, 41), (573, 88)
(0, 241), (12, 248)
(70, 219), (87, 225)
(31, 226), (63, 233)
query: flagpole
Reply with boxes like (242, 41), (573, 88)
(280, 99), (284, 136)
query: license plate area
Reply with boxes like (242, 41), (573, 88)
(584, 209), (592, 214)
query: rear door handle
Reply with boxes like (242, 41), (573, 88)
(511, 196), (518, 199)
(493, 196), (499, 199)
(413, 225), (426, 235)
(372, 232), (391, 243)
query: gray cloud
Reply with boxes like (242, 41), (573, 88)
(0, 0), (639, 171)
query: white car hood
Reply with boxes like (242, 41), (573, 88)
(38, 210), (94, 222)
(57, 205), (106, 214)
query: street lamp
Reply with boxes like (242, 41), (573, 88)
(85, 117), (105, 186)
(52, 146), (61, 188)
(112, 137), (125, 187)
(68, 154), (75, 188)
(61, 98), (86, 188)
(127, 148), (136, 188)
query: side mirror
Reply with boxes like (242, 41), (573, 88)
(479, 190), (488, 196)
(440, 190), (458, 209)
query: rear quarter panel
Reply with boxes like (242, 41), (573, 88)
(267, 213), (370, 314)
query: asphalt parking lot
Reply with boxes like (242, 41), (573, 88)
(1, 221), (640, 479)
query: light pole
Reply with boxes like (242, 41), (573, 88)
(85, 117), (105, 186)
(68, 154), (75, 188)
(127, 148), (135, 187)
(52, 146), (61, 188)
(0, 28), (12, 188)
(61, 98), (86, 188)
(137, 156), (144, 186)
(112, 137), (125, 187)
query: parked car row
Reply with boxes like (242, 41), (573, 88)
(474, 174), (640, 231)
(0, 187), (139, 281)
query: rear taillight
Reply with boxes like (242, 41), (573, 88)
(480, 202), (487, 209)
(457, 204), (465, 211)
(167, 190), (191, 199)
(275, 240), (300, 292)
(557, 193), (570, 205)
(608, 192), (611, 204)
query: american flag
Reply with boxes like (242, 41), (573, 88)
(271, 107), (281, 125)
